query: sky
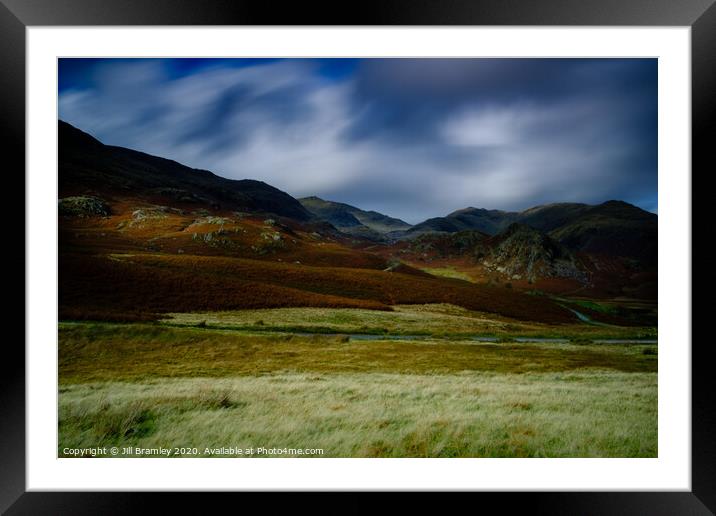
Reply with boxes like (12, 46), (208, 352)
(59, 58), (657, 224)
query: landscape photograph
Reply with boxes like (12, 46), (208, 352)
(58, 57), (658, 458)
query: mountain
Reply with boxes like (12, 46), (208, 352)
(516, 203), (592, 232)
(548, 201), (657, 265)
(395, 200), (656, 264)
(57, 120), (655, 317)
(61, 117), (654, 264)
(403, 207), (517, 238)
(299, 196), (412, 240)
(59, 120), (313, 222)
(57, 122), (578, 324)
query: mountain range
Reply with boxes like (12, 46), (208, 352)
(298, 196), (412, 240)
(58, 120), (657, 323)
(61, 119), (656, 264)
(300, 196), (656, 267)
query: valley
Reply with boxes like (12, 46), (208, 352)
(57, 120), (658, 458)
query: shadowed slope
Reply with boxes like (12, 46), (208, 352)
(60, 120), (313, 221)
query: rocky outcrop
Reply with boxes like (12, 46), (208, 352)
(484, 224), (587, 283)
(58, 196), (110, 217)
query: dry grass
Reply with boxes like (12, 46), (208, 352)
(59, 251), (580, 324)
(58, 321), (658, 458)
(59, 322), (656, 385)
(60, 207), (389, 270)
(163, 304), (657, 340)
(59, 253), (390, 322)
(59, 371), (657, 457)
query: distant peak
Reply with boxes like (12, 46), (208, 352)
(520, 202), (587, 214)
(600, 199), (631, 207)
(448, 206), (482, 216)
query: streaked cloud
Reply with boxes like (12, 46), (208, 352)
(59, 58), (657, 223)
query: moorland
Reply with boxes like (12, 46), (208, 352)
(58, 121), (658, 457)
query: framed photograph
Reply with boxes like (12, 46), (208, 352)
(4, 0), (712, 512)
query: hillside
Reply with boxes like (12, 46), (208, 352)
(517, 203), (592, 232)
(402, 207), (517, 238)
(394, 200), (656, 266)
(379, 208), (656, 301)
(299, 196), (412, 240)
(58, 121), (578, 325)
(60, 120), (313, 222)
(388, 224), (585, 284)
(548, 201), (657, 265)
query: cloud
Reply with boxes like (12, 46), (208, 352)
(59, 58), (657, 223)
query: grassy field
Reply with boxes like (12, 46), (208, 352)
(59, 372), (656, 458)
(162, 304), (657, 340)
(58, 312), (657, 458)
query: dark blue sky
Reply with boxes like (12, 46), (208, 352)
(59, 58), (657, 223)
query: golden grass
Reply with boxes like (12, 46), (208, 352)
(59, 322), (656, 385)
(163, 304), (657, 340)
(59, 371), (657, 457)
(58, 317), (658, 458)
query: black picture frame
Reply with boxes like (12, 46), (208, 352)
(2, 0), (712, 513)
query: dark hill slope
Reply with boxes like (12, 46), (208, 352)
(399, 200), (656, 264)
(59, 120), (312, 221)
(517, 201), (656, 264)
(548, 201), (657, 264)
(60, 252), (577, 324)
(517, 203), (592, 232)
(299, 196), (412, 235)
(405, 207), (516, 237)
(447, 207), (519, 234)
